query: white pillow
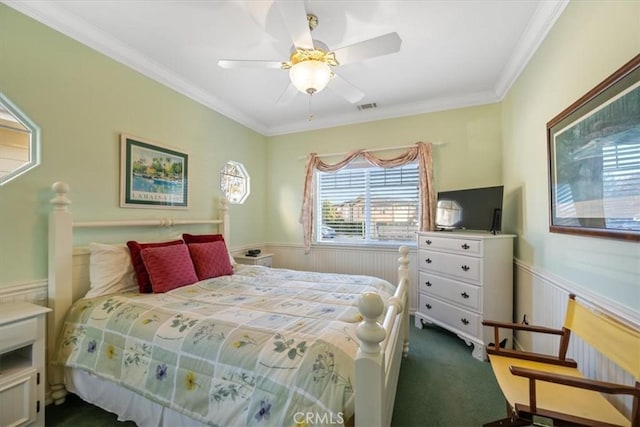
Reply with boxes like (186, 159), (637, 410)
(85, 242), (138, 298)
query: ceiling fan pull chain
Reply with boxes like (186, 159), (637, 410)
(308, 94), (314, 121)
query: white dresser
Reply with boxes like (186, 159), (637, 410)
(415, 231), (514, 360)
(0, 302), (51, 427)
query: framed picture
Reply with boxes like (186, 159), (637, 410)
(120, 134), (188, 209)
(547, 54), (639, 241)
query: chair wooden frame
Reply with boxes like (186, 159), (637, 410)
(482, 294), (640, 427)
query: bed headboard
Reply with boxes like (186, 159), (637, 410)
(47, 181), (229, 401)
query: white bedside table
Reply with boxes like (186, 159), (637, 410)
(0, 301), (51, 427)
(235, 253), (273, 267)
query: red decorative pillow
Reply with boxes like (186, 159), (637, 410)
(126, 239), (184, 293)
(182, 233), (225, 244)
(140, 244), (198, 293)
(188, 241), (234, 280)
(182, 233), (236, 267)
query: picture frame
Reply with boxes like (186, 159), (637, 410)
(120, 134), (189, 209)
(547, 54), (639, 241)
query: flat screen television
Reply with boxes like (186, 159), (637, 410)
(435, 185), (504, 233)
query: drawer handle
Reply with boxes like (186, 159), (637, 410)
(425, 304), (432, 310)
(461, 265), (470, 272)
(425, 258), (432, 264)
(425, 239), (432, 245)
(461, 243), (470, 250)
(461, 292), (469, 299)
(425, 281), (432, 287)
(460, 318), (469, 325)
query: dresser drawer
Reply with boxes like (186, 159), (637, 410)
(418, 250), (482, 284)
(0, 318), (37, 353)
(418, 271), (481, 311)
(419, 294), (480, 338)
(418, 234), (482, 256)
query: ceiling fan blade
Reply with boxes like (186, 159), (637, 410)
(333, 32), (402, 66)
(218, 59), (283, 69)
(276, 83), (299, 104)
(276, 1), (313, 50)
(327, 74), (365, 104)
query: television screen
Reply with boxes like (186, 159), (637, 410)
(436, 185), (504, 232)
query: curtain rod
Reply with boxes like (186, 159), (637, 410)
(296, 141), (445, 161)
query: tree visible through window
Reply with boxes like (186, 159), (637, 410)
(316, 162), (420, 243)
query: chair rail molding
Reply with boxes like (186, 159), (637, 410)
(0, 279), (48, 305)
(514, 258), (639, 329)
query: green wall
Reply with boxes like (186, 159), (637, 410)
(502, 0), (640, 309)
(0, 4), (267, 285)
(265, 104), (503, 243)
(1, 1), (638, 313)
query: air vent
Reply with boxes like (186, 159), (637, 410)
(357, 102), (378, 111)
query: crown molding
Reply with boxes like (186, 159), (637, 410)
(2, 0), (271, 135)
(3, 0), (567, 137)
(494, 0), (569, 99)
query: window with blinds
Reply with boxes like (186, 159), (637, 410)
(316, 162), (420, 244)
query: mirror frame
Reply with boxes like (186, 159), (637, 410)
(0, 92), (41, 185)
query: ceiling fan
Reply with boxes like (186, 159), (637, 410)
(217, 1), (402, 105)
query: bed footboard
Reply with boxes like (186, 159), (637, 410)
(354, 246), (409, 427)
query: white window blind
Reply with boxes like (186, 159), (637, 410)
(316, 162), (420, 244)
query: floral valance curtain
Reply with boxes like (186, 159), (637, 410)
(299, 141), (435, 252)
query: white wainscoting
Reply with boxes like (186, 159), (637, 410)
(266, 243), (418, 313)
(514, 258), (638, 419)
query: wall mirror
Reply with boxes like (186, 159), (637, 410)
(220, 160), (250, 204)
(0, 93), (40, 185)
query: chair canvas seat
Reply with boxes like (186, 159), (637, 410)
(489, 354), (631, 426)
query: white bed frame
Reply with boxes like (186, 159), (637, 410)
(47, 181), (410, 427)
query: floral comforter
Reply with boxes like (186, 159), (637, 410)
(55, 265), (396, 427)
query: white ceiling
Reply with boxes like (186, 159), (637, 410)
(4, 0), (568, 136)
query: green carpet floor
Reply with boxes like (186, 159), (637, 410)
(46, 320), (506, 426)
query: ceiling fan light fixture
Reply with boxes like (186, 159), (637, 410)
(289, 60), (332, 95)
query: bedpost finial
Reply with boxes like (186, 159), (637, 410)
(399, 245), (409, 257)
(356, 292), (386, 354)
(50, 181), (71, 210)
(359, 292), (384, 319)
(398, 245), (410, 281)
(52, 181), (69, 194)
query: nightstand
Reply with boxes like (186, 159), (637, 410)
(234, 253), (273, 267)
(0, 302), (51, 427)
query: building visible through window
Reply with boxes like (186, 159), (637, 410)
(316, 162), (419, 244)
